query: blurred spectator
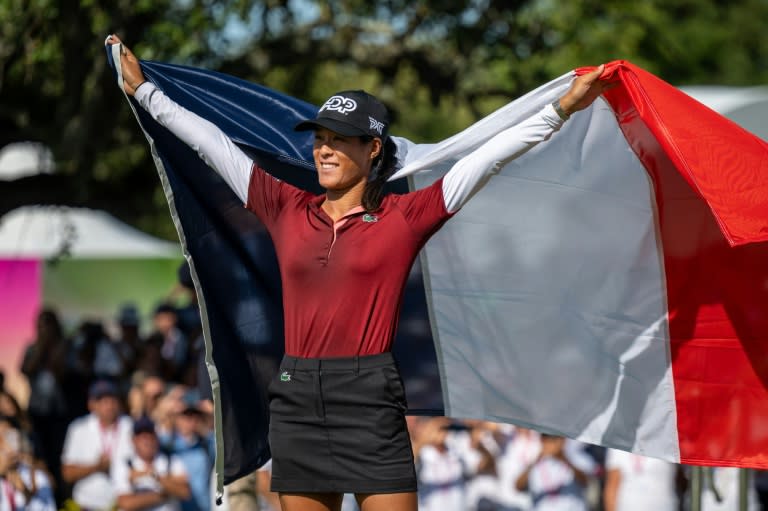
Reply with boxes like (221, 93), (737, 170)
(754, 469), (768, 510)
(148, 303), (189, 383)
(216, 471), (258, 511)
(174, 262), (202, 343)
(68, 320), (114, 415)
(255, 461), (280, 511)
(61, 380), (133, 511)
(515, 434), (595, 511)
(0, 387), (34, 448)
(159, 402), (214, 511)
(69, 321), (103, 375)
(212, 460), (279, 511)
(20, 308), (72, 504)
(128, 374), (167, 421)
(113, 417), (190, 511)
(698, 467), (759, 511)
(411, 417), (473, 511)
(173, 262), (204, 388)
(91, 304), (142, 391)
(151, 385), (188, 437)
(135, 333), (165, 379)
(212, 461), (280, 511)
(117, 303), (143, 344)
(341, 492), (359, 511)
(447, 420), (504, 511)
(495, 427), (540, 511)
(603, 448), (680, 511)
(0, 415), (56, 510)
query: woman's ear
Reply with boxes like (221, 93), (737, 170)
(370, 138), (382, 159)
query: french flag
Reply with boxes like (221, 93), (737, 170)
(107, 44), (768, 489)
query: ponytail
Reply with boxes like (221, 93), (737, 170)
(361, 137), (398, 212)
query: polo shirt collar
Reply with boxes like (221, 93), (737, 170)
(309, 195), (367, 223)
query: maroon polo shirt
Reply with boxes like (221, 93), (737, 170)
(246, 164), (453, 357)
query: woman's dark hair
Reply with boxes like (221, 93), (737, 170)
(361, 136), (398, 212)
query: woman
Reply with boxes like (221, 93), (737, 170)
(107, 34), (611, 511)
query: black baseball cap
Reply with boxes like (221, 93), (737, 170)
(89, 380), (119, 400)
(117, 303), (140, 327)
(133, 416), (156, 436)
(295, 90), (389, 139)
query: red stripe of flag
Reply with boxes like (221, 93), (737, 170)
(595, 60), (768, 467)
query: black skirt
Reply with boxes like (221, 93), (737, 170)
(268, 352), (417, 494)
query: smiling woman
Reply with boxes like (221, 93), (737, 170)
(106, 33), (611, 511)
(297, 89), (393, 218)
(311, 128), (378, 202)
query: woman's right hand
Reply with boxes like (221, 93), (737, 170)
(106, 34), (146, 96)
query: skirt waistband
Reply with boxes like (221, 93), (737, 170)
(281, 352), (394, 371)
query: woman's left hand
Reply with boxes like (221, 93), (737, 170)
(106, 34), (146, 96)
(558, 64), (614, 116)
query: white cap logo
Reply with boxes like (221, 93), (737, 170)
(319, 95), (358, 115)
(369, 117), (385, 135)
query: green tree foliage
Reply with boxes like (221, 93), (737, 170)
(0, 0), (238, 236)
(1, 0), (766, 238)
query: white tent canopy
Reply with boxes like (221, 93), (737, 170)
(0, 142), (54, 180)
(680, 85), (768, 140)
(0, 206), (180, 258)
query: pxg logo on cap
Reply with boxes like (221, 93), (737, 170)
(295, 90), (389, 139)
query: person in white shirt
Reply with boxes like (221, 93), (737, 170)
(496, 427), (541, 511)
(516, 434), (594, 511)
(448, 421), (506, 511)
(0, 417), (56, 511)
(603, 448), (679, 511)
(112, 417), (190, 511)
(0, 463), (56, 511)
(412, 417), (474, 511)
(61, 380), (134, 511)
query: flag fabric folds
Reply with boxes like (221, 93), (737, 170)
(107, 43), (768, 492)
(394, 60), (768, 468)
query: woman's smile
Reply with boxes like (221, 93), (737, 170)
(313, 128), (375, 191)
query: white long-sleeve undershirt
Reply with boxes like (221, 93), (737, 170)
(134, 82), (565, 212)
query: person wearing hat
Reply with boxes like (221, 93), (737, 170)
(113, 303), (143, 380)
(147, 303), (189, 383)
(107, 34), (612, 511)
(61, 379), (134, 511)
(157, 395), (214, 511)
(112, 416), (190, 511)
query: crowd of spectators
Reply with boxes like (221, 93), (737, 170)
(2, 267), (768, 510)
(1, 263), (233, 511)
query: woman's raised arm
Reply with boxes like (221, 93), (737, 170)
(106, 35), (252, 203)
(441, 65), (610, 213)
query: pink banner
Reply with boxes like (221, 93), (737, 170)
(0, 259), (41, 405)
